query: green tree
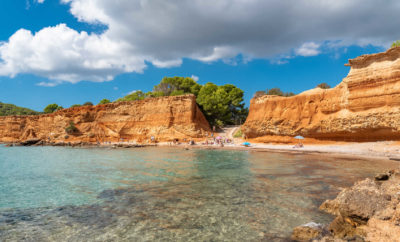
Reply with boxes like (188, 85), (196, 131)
(98, 99), (111, 105)
(70, 104), (81, 108)
(44, 104), (60, 113)
(392, 40), (400, 48)
(116, 90), (147, 102)
(56, 106), (64, 111)
(83, 102), (93, 106)
(153, 76), (201, 96)
(197, 83), (247, 126)
(317, 82), (331, 89)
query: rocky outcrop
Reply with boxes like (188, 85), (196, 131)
(0, 95), (210, 144)
(292, 170), (400, 241)
(243, 47), (400, 141)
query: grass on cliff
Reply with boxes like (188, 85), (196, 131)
(0, 102), (40, 116)
(392, 40), (400, 48)
(233, 128), (243, 138)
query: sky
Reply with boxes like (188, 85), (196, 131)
(0, 0), (399, 111)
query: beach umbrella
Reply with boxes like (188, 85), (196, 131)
(294, 136), (305, 140)
(242, 142), (251, 146)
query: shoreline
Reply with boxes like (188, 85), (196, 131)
(2, 140), (400, 161)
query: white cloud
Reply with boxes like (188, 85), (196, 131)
(295, 42), (321, 57)
(1, 0), (400, 85)
(0, 24), (146, 84)
(37, 0), (45, 3)
(191, 75), (199, 82)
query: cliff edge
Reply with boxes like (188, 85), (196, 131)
(0, 94), (210, 144)
(242, 47), (400, 141)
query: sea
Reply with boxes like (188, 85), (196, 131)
(0, 145), (398, 241)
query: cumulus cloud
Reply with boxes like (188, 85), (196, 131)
(2, 0), (400, 85)
(191, 75), (199, 82)
(295, 42), (321, 57)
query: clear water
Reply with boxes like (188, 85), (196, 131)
(0, 145), (398, 241)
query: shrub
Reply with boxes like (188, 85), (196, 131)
(264, 88), (295, 97)
(233, 128), (243, 138)
(253, 91), (267, 98)
(0, 102), (39, 116)
(392, 40), (400, 48)
(70, 104), (81, 108)
(44, 104), (60, 113)
(83, 102), (93, 106)
(65, 121), (79, 134)
(98, 99), (110, 105)
(317, 82), (331, 89)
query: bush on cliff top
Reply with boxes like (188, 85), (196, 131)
(392, 40), (400, 48)
(98, 99), (111, 105)
(254, 88), (295, 98)
(316, 82), (331, 89)
(0, 102), (40, 116)
(44, 103), (61, 113)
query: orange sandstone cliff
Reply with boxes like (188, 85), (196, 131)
(242, 47), (400, 141)
(0, 94), (210, 144)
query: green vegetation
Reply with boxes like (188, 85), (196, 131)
(0, 102), (40, 116)
(253, 88), (295, 98)
(197, 83), (248, 126)
(233, 128), (243, 138)
(70, 104), (81, 108)
(316, 82), (331, 89)
(83, 102), (93, 106)
(65, 121), (79, 134)
(44, 103), (61, 113)
(116, 90), (147, 102)
(98, 99), (111, 105)
(392, 40), (400, 48)
(116, 76), (248, 126)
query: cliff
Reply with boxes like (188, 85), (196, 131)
(0, 95), (210, 144)
(242, 47), (400, 141)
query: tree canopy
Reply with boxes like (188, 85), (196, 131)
(83, 102), (93, 106)
(0, 102), (40, 116)
(392, 40), (400, 48)
(44, 103), (61, 113)
(316, 82), (331, 89)
(98, 99), (111, 105)
(183, 82), (248, 126)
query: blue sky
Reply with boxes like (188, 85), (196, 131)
(0, 0), (397, 111)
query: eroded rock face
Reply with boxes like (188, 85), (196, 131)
(316, 170), (400, 241)
(0, 95), (210, 144)
(243, 47), (400, 141)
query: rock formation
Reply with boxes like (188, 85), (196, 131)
(243, 47), (400, 141)
(0, 95), (210, 144)
(292, 170), (400, 241)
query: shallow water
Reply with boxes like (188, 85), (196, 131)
(0, 145), (398, 241)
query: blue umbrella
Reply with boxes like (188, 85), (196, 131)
(294, 136), (305, 140)
(242, 142), (251, 146)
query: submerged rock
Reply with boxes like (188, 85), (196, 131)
(291, 222), (324, 241)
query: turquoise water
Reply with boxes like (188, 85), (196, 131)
(0, 145), (398, 241)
